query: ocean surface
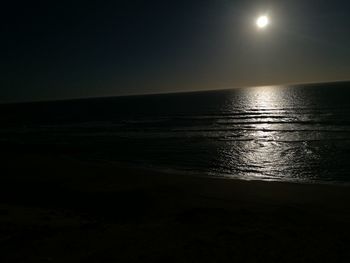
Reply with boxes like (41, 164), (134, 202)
(1, 82), (350, 184)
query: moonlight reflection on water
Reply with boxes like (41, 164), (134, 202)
(215, 86), (324, 182)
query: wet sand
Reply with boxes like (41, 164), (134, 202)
(1, 152), (350, 262)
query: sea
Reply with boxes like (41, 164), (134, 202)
(1, 82), (350, 184)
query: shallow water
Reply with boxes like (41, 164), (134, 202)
(1, 82), (350, 184)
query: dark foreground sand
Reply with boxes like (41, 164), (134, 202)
(2, 152), (350, 262)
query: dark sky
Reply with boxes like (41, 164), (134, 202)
(1, 0), (350, 102)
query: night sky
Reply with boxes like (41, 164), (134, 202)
(1, 0), (350, 102)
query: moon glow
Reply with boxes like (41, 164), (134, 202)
(256, 15), (269, 29)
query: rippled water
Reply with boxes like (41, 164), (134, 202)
(1, 82), (350, 184)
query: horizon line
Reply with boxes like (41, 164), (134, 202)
(1, 79), (350, 105)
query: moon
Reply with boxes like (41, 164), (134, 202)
(256, 15), (269, 29)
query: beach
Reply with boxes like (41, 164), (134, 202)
(2, 151), (350, 262)
(2, 0), (350, 261)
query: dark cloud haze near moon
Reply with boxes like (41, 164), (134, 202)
(1, 0), (350, 102)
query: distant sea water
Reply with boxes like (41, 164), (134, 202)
(1, 82), (350, 184)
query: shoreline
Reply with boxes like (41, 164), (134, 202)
(5, 152), (350, 207)
(73, 156), (350, 188)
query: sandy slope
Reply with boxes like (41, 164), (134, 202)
(1, 152), (350, 262)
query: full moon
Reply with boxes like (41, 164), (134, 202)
(256, 15), (269, 29)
